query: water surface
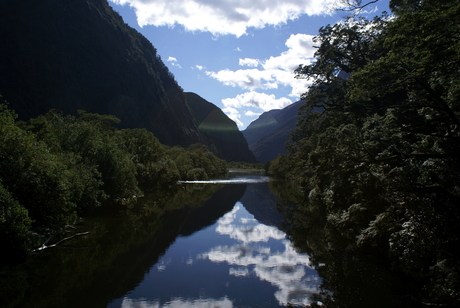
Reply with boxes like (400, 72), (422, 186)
(108, 173), (320, 307)
(0, 172), (319, 308)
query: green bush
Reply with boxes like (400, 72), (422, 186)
(1, 102), (229, 256)
(0, 181), (32, 255)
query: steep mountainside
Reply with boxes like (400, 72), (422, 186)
(243, 100), (304, 162)
(186, 92), (257, 162)
(242, 109), (281, 147)
(0, 0), (202, 147)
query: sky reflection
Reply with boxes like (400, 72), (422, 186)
(215, 204), (286, 243)
(199, 202), (319, 306)
(121, 297), (233, 308)
(112, 190), (319, 308)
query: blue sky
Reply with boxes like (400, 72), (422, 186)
(108, 0), (390, 130)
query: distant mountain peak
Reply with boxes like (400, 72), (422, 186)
(243, 100), (304, 162)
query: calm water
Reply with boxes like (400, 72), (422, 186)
(108, 173), (319, 308)
(0, 172), (319, 308)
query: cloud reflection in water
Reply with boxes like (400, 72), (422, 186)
(117, 201), (319, 308)
(121, 297), (233, 308)
(199, 202), (319, 306)
(216, 205), (286, 243)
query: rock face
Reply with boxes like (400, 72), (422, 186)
(242, 100), (304, 162)
(185, 92), (257, 163)
(0, 0), (203, 147)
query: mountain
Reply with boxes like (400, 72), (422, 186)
(186, 92), (257, 162)
(0, 0), (203, 147)
(242, 100), (304, 162)
(240, 184), (284, 229)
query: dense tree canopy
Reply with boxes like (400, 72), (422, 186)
(271, 0), (460, 305)
(0, 101), (228, 259)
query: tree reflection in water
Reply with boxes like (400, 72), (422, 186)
(117, 191), (321, 308)
(0, 176), (360, 308)
(272, 180), (460, 308)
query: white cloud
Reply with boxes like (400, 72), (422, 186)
(110, 0), (335, 37)
(245, 110), (261, 117)
(222, 106), (244, 127)
(195, 64), (205, 70)
(206, 69), (280, 91)
(204, 33), (315, 128)
(239, 58), (260, 67)
(207, 33), (316, 98)
(222, 91), (292, 112)
(167, 56), (182, 68)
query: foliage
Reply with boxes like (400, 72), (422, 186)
(167, 144), (228, 181)
(227, 161), (265, 171)
(0, 105), (79, 238)
(0, 180), (32, 259)
(0, 102), (228, 258)
(118, 128), (179, 190)
(0, 0), (204, 147)
(278, 0), (460, 305)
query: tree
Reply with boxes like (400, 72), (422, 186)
(167, 144), (228, 181)
(0, 180), (32, 259)
(118, 128), (180, 189)
(1, 104), (79, 243)
(281, 0), (460, 305)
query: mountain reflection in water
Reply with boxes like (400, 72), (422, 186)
(0, 174), (318, 308)
(109, 180), (320, 308)
(199, 203), (319, 306)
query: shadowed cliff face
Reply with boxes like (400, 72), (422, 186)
(0, 0), (203, 147)
(243, 100), (304, 162)
(186, 92), (257, 163)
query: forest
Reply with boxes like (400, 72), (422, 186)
(0, 102), (228, 260)
(1, 0), (460, 305)
(268, 0), (460, 306)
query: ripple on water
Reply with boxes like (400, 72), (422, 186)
(178, 175), (270, 184)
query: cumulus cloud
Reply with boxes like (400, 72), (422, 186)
(206, 69), (279, 91)
(239, 58), (260, 67)
(110, 0), (335, 37)
(207, 33), (316, 98)
(167, 56), (182, 68)
(222, 91), (292, 112)
(205, 33), (316, 127)
(222, 106), (244, 127)
(245, 110), (261, 117)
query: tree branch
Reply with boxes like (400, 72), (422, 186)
(335, 0), (380, 12)
(30, 231), (90, 254)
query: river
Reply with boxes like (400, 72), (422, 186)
(0, 172), (320, 308)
